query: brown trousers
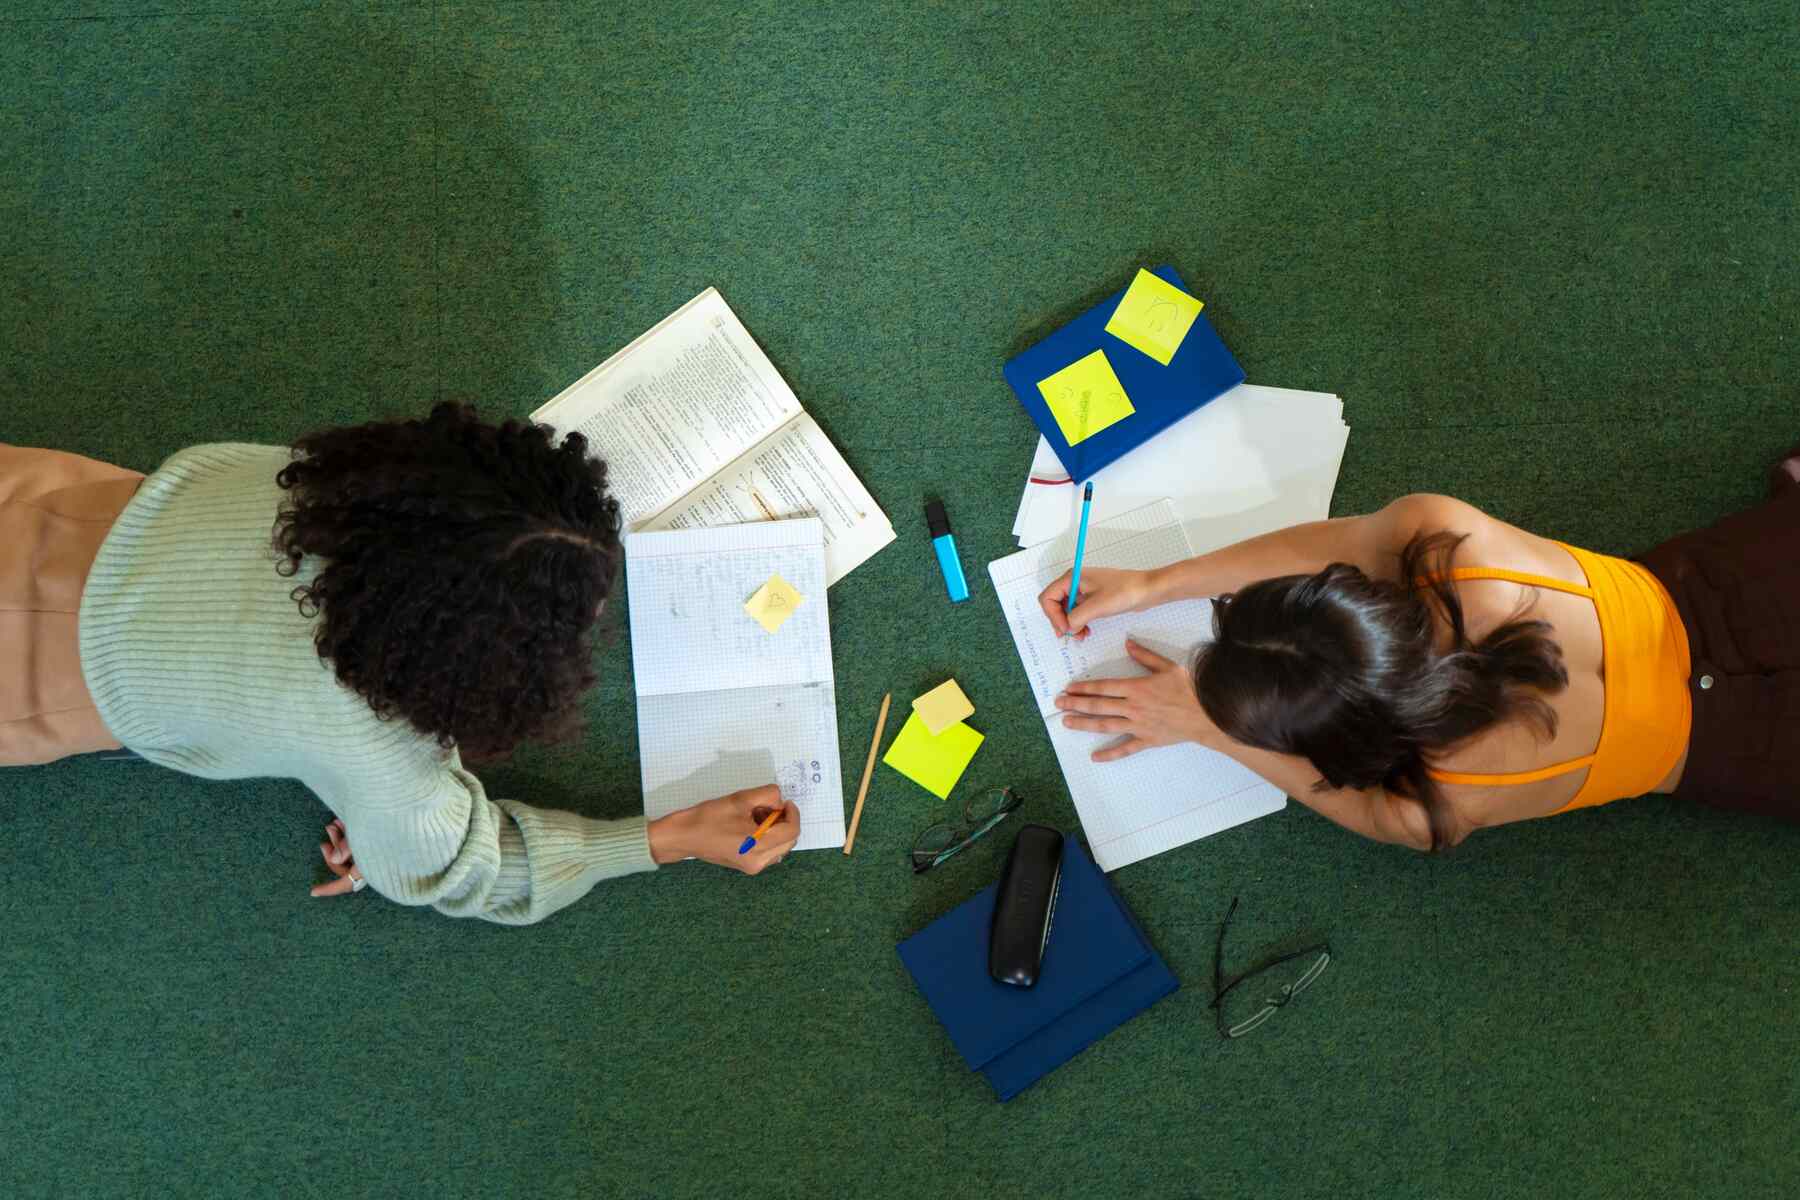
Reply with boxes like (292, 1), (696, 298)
(1640, 481), (1800, 821)
(0, 444), (143, 766)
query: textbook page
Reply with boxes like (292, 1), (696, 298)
(533, 288), (799, 527)
(532, 287), (893, 584)
(625, 519), (845, 852)
(989, 500), (1285, 871)
(640, 411), (895, 588)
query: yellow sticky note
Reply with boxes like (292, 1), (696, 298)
(912, 679), (975, 737)
(882, 712), (984, 800)
(744, 573), (804, 634)
(1104, 268), (1204, 365)
(1036, 349), (1134, 446)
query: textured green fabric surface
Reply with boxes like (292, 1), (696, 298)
(3, 4), (1796, 1198)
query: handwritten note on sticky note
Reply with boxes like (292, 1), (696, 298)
(1104, 268), (1203, 365)
(912, 679), (974, 736)
(882, 712), (984, 800)
(744, 573), (804, 634)
(1037, 349), (1134, 446)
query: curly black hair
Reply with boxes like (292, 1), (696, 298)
(272, 402), (622, 761)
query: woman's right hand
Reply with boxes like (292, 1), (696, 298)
(1037, 566), (1158, 640)
(647, 784), (799, 875)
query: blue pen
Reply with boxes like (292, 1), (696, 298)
(738, 807), (783, 855)
(1066, 482), (1094, 614)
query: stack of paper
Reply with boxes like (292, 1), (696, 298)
(1010, 382), (1349, 558)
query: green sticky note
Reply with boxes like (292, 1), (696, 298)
(1036, 349), (1134, 446)
(882, 712), (984, 800)
(1104, 268), (1203, 365)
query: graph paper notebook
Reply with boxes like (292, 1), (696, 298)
(988, 500), (1285, 870)
(624, 519), (846, 851)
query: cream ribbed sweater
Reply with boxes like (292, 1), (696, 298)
(78, 444), (657, 925)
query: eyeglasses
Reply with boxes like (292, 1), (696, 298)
(1209, 896), (1331, 1039)
(911, 787), (1023, 874)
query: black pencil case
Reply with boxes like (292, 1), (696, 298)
(988, 825), (1065, 988)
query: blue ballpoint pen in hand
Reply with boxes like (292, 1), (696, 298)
(1066, 482), (1094, 614)
(738, 807), (783, 855)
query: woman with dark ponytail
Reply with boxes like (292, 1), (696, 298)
(1039, 453), (1800, 849)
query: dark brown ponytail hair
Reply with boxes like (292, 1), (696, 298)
(1192, 531), (1570, 850)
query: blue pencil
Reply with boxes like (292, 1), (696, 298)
(1066, 482), (1094, 614)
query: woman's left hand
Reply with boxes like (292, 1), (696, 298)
(310, 817), (366, 897)
(1054, 639), (1219, 762)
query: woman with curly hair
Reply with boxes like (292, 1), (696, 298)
(1041, 452), (1800, 849)
(1, 403), (798, 925)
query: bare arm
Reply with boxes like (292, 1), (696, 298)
(1200, 735), (1434, 850)
(1040, 493), (1493, 638)
(1143, 493), (1486, 603)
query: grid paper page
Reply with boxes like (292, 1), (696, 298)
(638, 685), (844, 851)
(989, 499), (1285, 871)
(626, 521), (832, 697)
(625, 519), (845, 850)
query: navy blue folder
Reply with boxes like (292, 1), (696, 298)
(1002, 265), (1244, 482)
(897, 838), (1179, 1101)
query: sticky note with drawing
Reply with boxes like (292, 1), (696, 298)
(1104, 268), (1204, 365)
(1036, 349), (1134, 446)
(745, 573), (805, 633)
(912, 679), (975, 736)
(883, 712), (984, 800)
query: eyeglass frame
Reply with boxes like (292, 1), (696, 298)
(1209, 895), (1332, 1039)
(910, 786), (1024, 874)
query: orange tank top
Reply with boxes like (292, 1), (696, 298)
(1423, 543), (1691, 812)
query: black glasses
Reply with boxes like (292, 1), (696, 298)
(911, 787), (1023, 874)
(1209, 896), (1332, 1039)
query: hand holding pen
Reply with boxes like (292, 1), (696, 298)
(645, 785), (800, 875)
(1037, 566), (1159, 640)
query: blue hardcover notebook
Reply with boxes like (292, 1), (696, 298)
(982, 954), (1178, 1102)
(897, 838), (1178, 1100)
(1002, 265), (1244, 482)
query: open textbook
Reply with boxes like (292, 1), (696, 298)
(625, 519), (845, 851)
(532, 288), (895, 586)
(990, 500), (1286, 871)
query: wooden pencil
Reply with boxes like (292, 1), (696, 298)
(842, 692), (891, 855)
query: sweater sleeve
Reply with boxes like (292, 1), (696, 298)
(318, 759), (658, 926)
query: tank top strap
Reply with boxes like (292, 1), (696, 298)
(1416, 565), (1595, 599)
(1426, 754), (1598, 788)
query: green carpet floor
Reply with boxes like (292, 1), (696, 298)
(3, 3), (1796, 1197)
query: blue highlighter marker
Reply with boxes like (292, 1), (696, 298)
(926, 498), (970, 603)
